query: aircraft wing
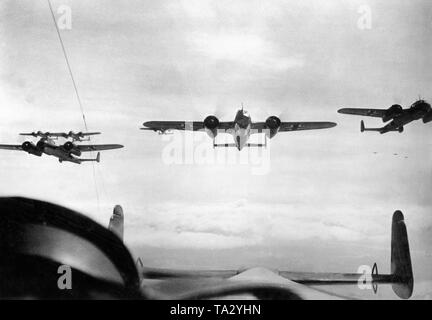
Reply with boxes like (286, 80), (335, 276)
(139, 267), (398, 300)
(51, 132), (101, 137)
(76, 144), (124, 152)
(141, 267), (399, 285)
(338, 108), (386, 118)
(20, 132), (64, 137)
(252, 121), (336, 131)
(139, 211), (413, 300)
(141, 270), (345, 300)
(141, 267), (239, 279)
(141, 267), (394, 284)
(0, 144), (23, 151)
(140, 265), (403, 300)
(142, 121), (234, 132)
(75, 132), (100, 136)
(20, 132), (101, 138)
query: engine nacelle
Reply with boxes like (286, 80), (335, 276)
(423, 111), (432, 123)
(63, 141), (82, 156)
(204, 115), (220, 138)
(383, 104), (403, 122)
(21, 141), (42, 156)
(265, 116), (281, 138)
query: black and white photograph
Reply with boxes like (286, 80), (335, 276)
(0, 0), (431, 307)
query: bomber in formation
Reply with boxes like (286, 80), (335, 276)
(141, 106), (337, 150)
(338, 99), (432, 134)
(0, 131), (123, 164)
(1, 99), (431, 162)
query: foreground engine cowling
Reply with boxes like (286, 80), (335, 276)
(63, 141), (82, 156)
(383, 104), (403, 122)
(21, 141), (43, 156)
(423, 111), (432, 123)
(203, 115), (220, 139)
(265, 116), (281, 138)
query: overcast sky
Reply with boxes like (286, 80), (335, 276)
(1, 0), (432, 298)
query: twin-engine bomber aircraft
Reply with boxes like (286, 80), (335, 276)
(141, 108), (337, 150)
(0, 131), (123, 164)
(338, 99), (432, 134)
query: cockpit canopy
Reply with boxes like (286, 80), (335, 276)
(235, 109), (251, 129)
(411, 99), (429, 108)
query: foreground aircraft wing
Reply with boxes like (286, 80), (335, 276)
(142, 121), (234, 132)
(251, 122), (336, 131)
(0, 144), (23, 151)
(141, 267), (239, 279)
(0, 197), (412, 300)
(77, 144), (124, 152)
(139, 211), (413, 300)
(141, 269), (345, 300)
(338, 108), (386, 118)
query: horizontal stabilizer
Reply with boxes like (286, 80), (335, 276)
(360, 120), (382, 132)
(360, 121), (402, 134)
(213, 143), (237, 148)
(246, 143), (266, 147)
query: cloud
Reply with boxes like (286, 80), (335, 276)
(124, 200), (390, 249)
(188, 32), (305, 72)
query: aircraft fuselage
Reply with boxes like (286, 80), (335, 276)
(382, 100), (431, 133)
(233, 109), (252, 150)
(30, 139), (82, 164)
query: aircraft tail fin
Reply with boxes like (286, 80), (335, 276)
(277, 211), (414, 299)
(390, 210), (413, 299)
(136, 257), (144, 270)
(108, 205), (124, 241)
